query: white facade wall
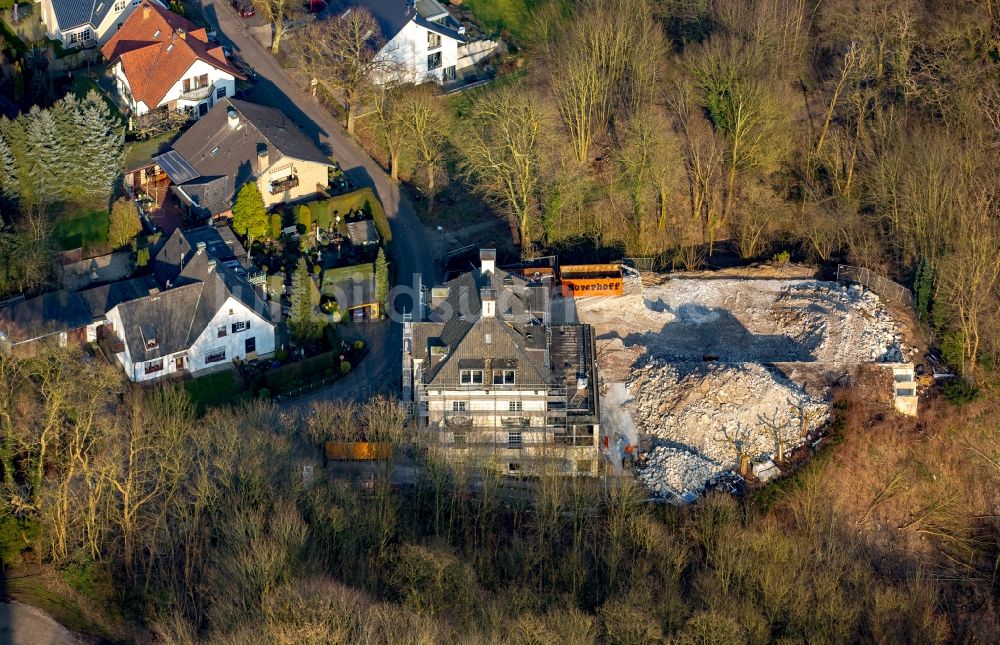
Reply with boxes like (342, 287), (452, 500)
(39, 0), (156, 47)
(113, 58), (235, 116)
(379, 20), (460, 85)
(107, 295), (275, 383)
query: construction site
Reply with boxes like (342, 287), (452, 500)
(558, 269), (915, 501)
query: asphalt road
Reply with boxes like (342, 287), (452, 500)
(196, 1), (434, 404)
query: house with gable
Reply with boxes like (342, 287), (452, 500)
(340, 0), (498, 85)
(101, 0), (243, 119)
(37, 0), (162, 48)
(78, 226), (274, 382)
(403, 250), (602, 475)
(153, 99), (335, 218)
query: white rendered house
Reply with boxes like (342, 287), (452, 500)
(36, 0), (164, 48)
(101, 1), (241, 118)
(343, 0), (497, 85)
(79, 227), (274, 382)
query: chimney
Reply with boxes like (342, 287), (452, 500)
(143, 3), (150, 19)
(177, 28), (186, 40)
(480, 288), (496, 318)
(480, 248), (496, 275)
(196, 241), (207, 254)
(257, 143), (269, 172)
(207, 259), (217, 272)
(227, 107), (239, 129)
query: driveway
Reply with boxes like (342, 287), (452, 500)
(195, 0), (434, 404)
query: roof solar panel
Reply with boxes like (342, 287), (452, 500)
(154, 150), (201, 184)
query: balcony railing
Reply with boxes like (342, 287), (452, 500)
(180, 83), (215, 101)
(270, 176), (299, 194)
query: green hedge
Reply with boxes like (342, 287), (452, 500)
(326, 188), (392, 243)
(263, 350), (339, 390)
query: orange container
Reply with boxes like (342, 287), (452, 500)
(324, 441), (392, 461)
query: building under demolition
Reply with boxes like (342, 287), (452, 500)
(403, 250), (601, 475)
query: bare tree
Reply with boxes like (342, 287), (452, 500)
(461, 87), (550, 255)
(254, 0), (301, 55)
(400, 87), (449, 214)
(370, 83), (409, 181)
(291, 9), (387, 135)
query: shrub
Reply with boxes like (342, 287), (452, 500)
(340, 361), (351, 374)
(275, 348), (289, 361)
(258, 388), (270, 399)
(353, 340), (365, 350)
(943, 379), (978, 405)
(136, 247), (150, 267)
(297, 204), (312, 233)
(270, 213), (283, 240)
(0, 515), (38, 565)
(771, 250), (791, 264)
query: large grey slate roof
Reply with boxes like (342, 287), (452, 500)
(162, 99), (332, 214)
(78, 275), (159, 319)
(341, 0), (464, 43)
(0, 290), (92, 344)
(152, 225), (246, 288)
(49, 0), (122, 31)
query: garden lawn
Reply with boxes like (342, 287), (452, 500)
(184, 369), (247, 412)
(309, 188), (392, 242)
(52, 210), (109, 251)
(125, 128), (180, 171)
(463, 0), (547, 40)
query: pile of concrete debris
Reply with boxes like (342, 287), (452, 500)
(628, 361), (830, 498)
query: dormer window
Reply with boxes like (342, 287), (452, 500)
(460, 369), (484, 385)
(153, 29), (161, 38)
(166, 44), (173, 53)
(141, 324), (158, 349)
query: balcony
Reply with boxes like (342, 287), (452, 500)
(269, 176), (299, 194)
(179, 83), (215, 101)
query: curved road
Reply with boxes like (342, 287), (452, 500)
(195, 0), (434, 402)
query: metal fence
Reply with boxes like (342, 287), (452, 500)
(621, 257), (655, 272)
(836, 265), (914, 309)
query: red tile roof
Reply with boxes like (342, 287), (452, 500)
(101, 1), (244, 110)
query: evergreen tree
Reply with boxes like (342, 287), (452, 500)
(232, 182), (268, 241)
(914, 257), (934, 324)
(0, 130), (17, 204)
(24, 107), (65, 208)
(374, 246), (389, 309)
(76, 92), (125, 205)
(289, 257), (319, 344)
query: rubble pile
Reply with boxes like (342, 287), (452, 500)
(627, 361), (830, 497)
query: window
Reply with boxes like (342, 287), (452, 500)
(460, 369), (484, 385)
(217, 325), (227, 338)
(427, 31), (441, 49)
(114, 0), (126, 10)
(232, 321), (251, 333)
(443, 65), (456, 82)
(453, 431), (466, 445)
(216, 86), (227, 100)
(508, 432), (522, 447)
(420, 401), (429, 411)
(452, 401), (467, 412)
(205, 349), (226, 364)
(145, 359), (164, 374)
(427, 51), (442, 71)
(509, 401), (523, 412)
(244, 337), (256, 354)
(493, 369), (516, 385)
(508, 462), (522, 473)
(69, 29), (92, 44)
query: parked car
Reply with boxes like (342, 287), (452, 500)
(231, 0), (255, 18)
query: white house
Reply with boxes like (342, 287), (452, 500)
(101, 1), (242, 118)
(36, 0), (164, 48)
(78, 227), (274, 382)
(343, 0), (497, 85)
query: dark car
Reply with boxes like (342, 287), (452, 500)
(231, 0), (255, 17)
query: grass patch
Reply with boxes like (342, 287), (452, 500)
(125, 128), (180, 171)
(322, 262), (373, 287)
(52, 210), (109, 251)
(72, 74), (124, 122)
(6, 574), (112, 640)
(183, 369), (247, 412)
(263, 350), (340, 392)
(463, 0), (545, 40)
